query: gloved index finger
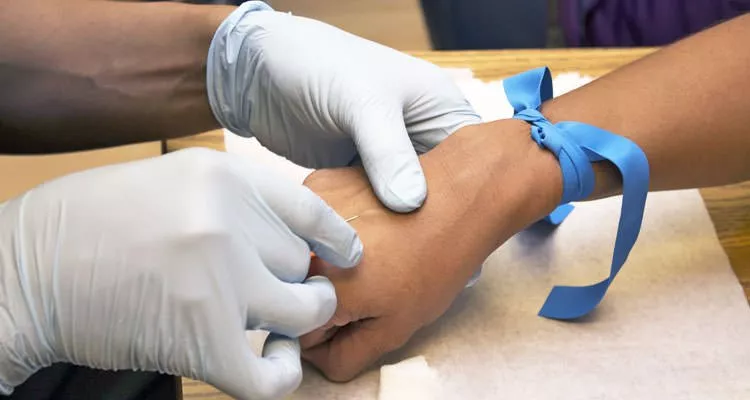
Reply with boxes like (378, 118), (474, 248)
(248, 165), (363, 269)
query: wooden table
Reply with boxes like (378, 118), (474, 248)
(171, 48), (750, 399)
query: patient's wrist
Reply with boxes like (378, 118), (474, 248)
(303, 119), (568, 280)
(436, 120), (564, 233)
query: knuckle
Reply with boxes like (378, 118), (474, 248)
(176, 204), (231, 246)
(175, 149), (263, 201)
(180, 148), (236, 187)
(167, 150), (247, 239)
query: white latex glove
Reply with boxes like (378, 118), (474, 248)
(0, 148), (362, 400)
(207, 2), (481, 213)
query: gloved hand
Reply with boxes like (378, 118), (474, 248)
(0, 148), (362, 400)
(207, 2), (481, 213)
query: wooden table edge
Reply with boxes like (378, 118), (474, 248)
(171, 48), (750, 399)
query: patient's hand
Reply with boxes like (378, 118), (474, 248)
(301, 119), (563, 382)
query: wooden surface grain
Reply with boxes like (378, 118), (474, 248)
(172, 48), (750, 399)
(412, 47), (658, 79)
(702, 183), (750, 300)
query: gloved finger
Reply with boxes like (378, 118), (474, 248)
(252, 334), (304, 399)
(252, 171), (363, 269)
(302, 317), (411, 382)
(253, 199), (312, 284)
(256, 276), (338, 337)
(350, 104), (427, 213)
(204, 333), (301, 400)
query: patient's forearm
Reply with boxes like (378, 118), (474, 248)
(308, 118), (562, 275)
(380, 11), (750, 280)
(0, 0), (233, 153)
(415, 119), (562, 251)
(541, 14), (750, 194)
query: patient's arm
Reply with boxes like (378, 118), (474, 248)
(301, 14), (750, 382)
(301, 118), (562, 381)
(543, 13), (750, 193)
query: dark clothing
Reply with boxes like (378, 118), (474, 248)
(1, 365), (177, 400)
(420, 0), (549, 49)
(559, 0), (750, 46)
(420, 0), (749, 49)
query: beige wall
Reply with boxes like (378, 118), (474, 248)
(269, 0), (431, 50)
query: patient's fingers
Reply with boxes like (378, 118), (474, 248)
(302, 317), (412, 382)
(300, 325), (339, 350)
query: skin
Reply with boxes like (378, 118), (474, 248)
(0, 0), (232, 153)
(301, 14), (750, 382)
(301, 119), (563, 382)
(540, 13), (750, 191)
(2, 0), (749, 389)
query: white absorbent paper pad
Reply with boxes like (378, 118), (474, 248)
(378, 356), (441, 400)
(226, 71), (750, 399)
(287, 189), (750, 399)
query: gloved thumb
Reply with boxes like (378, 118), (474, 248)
(209, 334), (303, 400)
(350, 104), (427, 213)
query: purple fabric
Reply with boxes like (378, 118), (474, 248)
(559, 0), (750, 47)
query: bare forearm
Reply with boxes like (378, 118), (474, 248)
(0, 0), (233, 153)
(541, 14), (750, 194)
(423, 13), (750, 251)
